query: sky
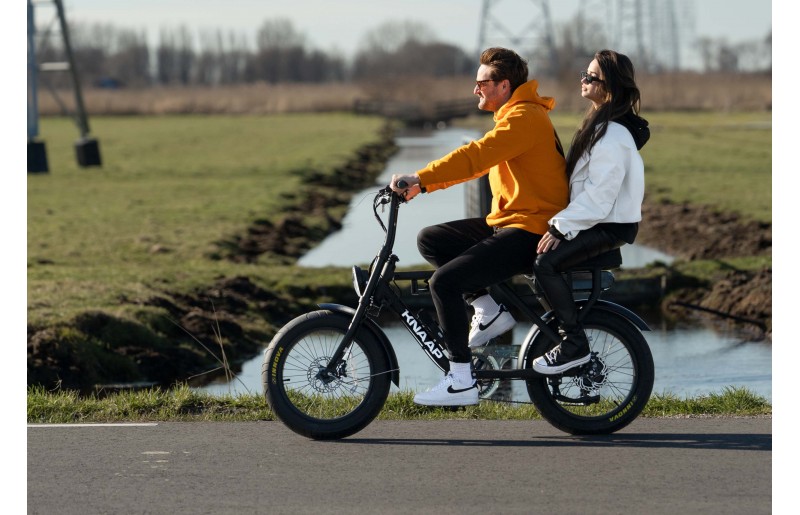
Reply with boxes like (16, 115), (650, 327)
(47, 0), (773, 70)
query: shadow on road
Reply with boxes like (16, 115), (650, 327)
(336, 433), (771, 451)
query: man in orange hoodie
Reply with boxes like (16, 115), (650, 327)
(391, 47), (568, 406)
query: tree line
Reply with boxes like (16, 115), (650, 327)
(34, 19), (474, 89)
(33, 17), (770, 90)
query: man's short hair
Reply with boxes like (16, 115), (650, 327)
(480, 47), (529, 93)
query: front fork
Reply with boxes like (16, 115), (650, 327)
(321, 253), (400, 382)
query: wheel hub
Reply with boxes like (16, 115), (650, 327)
(309, 357), (342, 392)
(573, 352), (607, 394)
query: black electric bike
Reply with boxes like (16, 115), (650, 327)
(262, 185), (655, 440)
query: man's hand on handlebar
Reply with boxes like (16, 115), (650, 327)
(390, 174), (422, 201)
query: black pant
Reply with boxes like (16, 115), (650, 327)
(417, 218), (541, 363)
(532, 225), (628, 337)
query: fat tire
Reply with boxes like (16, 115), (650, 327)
(524, 311), (654, 435)
(262, 310), (391, 440)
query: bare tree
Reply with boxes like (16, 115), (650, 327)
(155, 26), (195, 85)
(245, 18), (343, 83)
(175, 26), (194, 85)
(352, 20), (470, 80)
(195, 29), (225, 86)
(105, 28), (150, 87)
(357, 20), (435, 54)
(220, 31), (249, 84)
(553, 15), (609, 81)
(255, 18), (306, 50)
(694, 37), (716, 72)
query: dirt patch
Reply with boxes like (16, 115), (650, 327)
(638, 199), (772, 260)
(637, 199), (772, 339)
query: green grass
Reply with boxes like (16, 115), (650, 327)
(26, 385), (770, 423)
(28, 114), (386, 326)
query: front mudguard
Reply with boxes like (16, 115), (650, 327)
(517, 299), (651, 365)
(319, 303), (400, 387)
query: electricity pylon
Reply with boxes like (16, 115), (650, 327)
(475, 0), (559, 76)
(28, 0), (101, 172)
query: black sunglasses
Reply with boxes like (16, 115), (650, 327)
(580, 71), (604, 84)
(475, 79), (498, 89)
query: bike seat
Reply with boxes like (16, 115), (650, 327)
(566, 248), (622, 272)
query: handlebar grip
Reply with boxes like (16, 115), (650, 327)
(396, 179), (408, 189)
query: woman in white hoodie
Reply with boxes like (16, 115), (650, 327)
(531, 49), (650, 374)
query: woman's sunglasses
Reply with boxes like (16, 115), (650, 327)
(580, 71), (604, 84)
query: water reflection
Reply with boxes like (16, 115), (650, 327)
(197, 318), (771, 402)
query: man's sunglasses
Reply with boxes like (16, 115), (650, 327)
(580, 71), (604, 84)
(475, 79), (498, 89)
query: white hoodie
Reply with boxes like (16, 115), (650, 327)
(549, 121), (644, 240)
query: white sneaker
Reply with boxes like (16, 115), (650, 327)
(413, 372), (479, 406)
(468, 304), (516, 347)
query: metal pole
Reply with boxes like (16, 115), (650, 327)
(27, 0), (39, 141)
(28, 0), (49, 173)
(476, 0), (491, 57)
(53, 0), (90, 138)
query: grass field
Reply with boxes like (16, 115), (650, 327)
(28, 113), (387, 326)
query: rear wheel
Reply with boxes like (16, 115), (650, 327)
(523, 311), (654, 435)
(262, 310), (392, 440)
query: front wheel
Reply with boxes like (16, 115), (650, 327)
(262, 310), (392, 440)
(524, 311), (654, 435)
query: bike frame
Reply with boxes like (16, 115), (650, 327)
(323, 188), (649, 383)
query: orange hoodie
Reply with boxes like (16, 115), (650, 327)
(416, 80), (568, 235)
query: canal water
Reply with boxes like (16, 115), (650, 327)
(196, 127), (771, 402)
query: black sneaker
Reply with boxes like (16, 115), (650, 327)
(532, 343), (591, 374)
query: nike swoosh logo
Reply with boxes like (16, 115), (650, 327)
(478, 307), (505, 331)
(447, 385), (476, 394)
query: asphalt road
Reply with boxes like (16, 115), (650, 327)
(28, 418), (772, 515)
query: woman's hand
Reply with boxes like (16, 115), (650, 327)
(390, 174), (422, 200)
(537, 231), (561, 254)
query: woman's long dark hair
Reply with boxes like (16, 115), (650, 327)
(565, 50), (641, 178)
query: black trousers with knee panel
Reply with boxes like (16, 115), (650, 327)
(417, 218), (541, 363)
(533, 223), (637, 342)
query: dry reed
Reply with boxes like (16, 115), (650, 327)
(36, 72), (771, 117)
